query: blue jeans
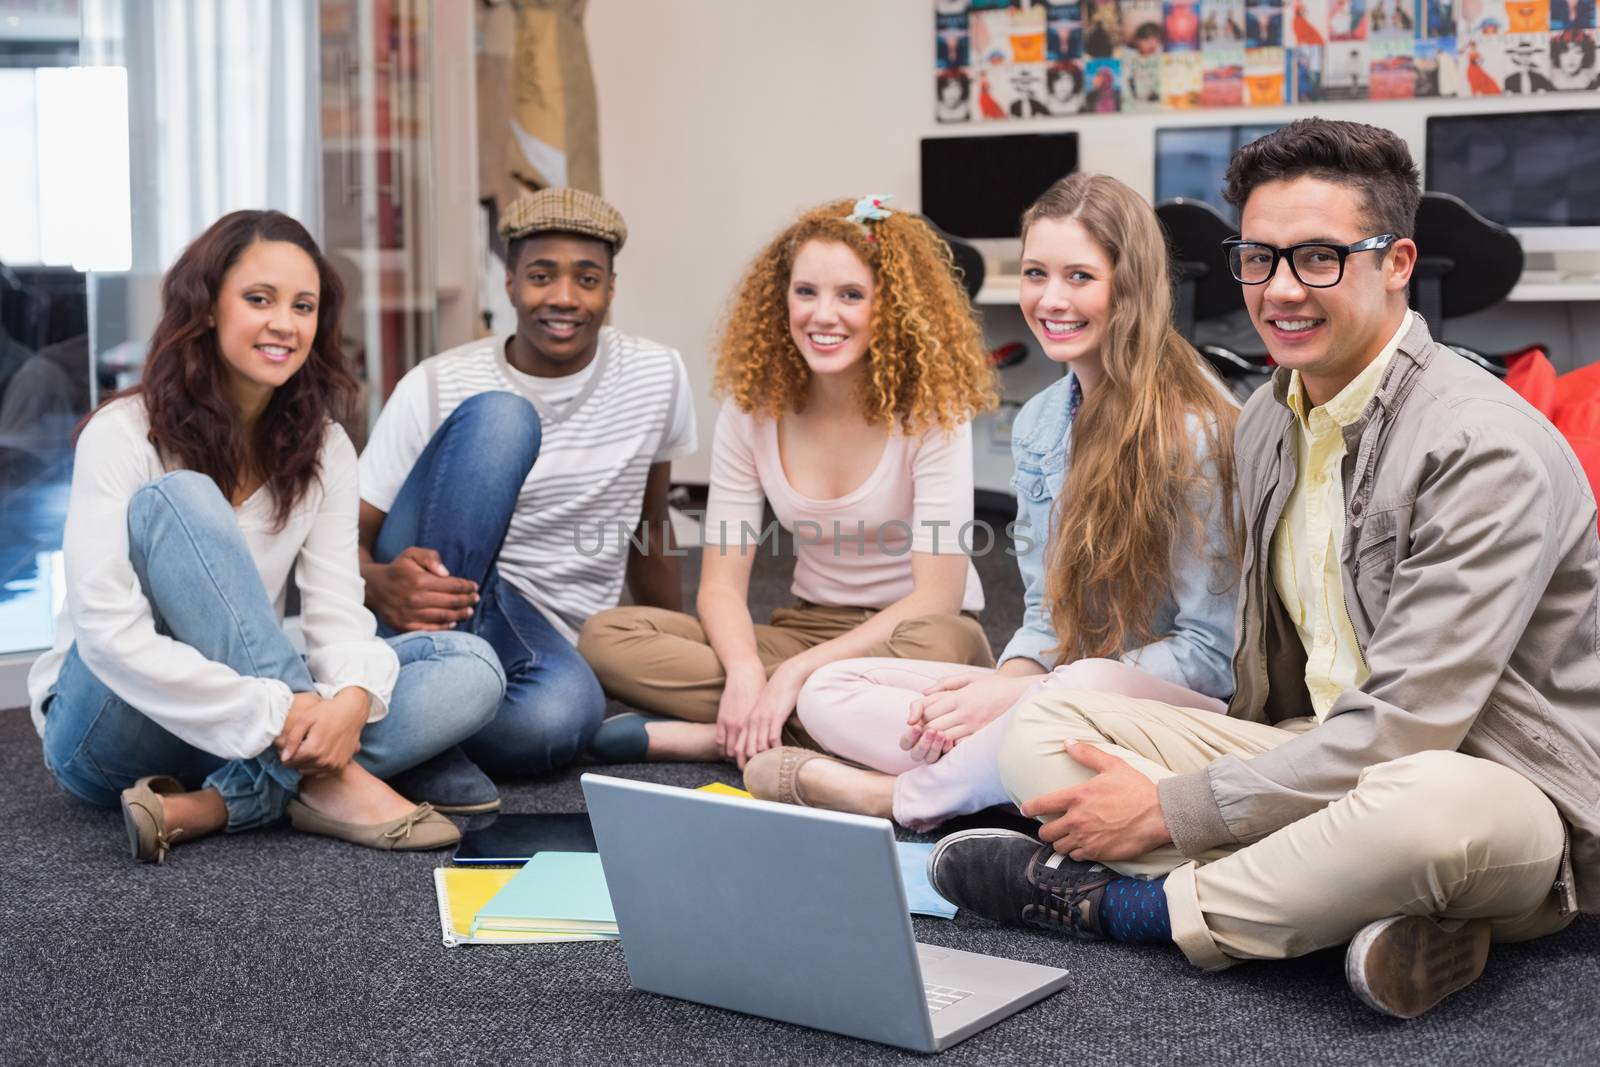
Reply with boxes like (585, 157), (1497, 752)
(374, 391), (605, 776)
(40, 470), (506, 831)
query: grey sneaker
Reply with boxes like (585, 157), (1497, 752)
(927, 828), (1114, 939)
(1345, 915), (1492, 1019)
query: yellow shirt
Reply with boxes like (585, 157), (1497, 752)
(1271, 313), (1411, 720)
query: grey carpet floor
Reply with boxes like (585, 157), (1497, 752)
(3, 518), (1597, 1065)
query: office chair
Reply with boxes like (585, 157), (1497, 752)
(1411, 192), (1524, 379)
(923, 216), (986, 301)
(1156, 198), (1271, 400)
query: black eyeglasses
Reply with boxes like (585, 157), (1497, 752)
(1221, 233), (1398, 289)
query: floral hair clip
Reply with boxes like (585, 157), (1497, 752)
(844, 195), (894, 241)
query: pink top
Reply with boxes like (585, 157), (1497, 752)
(701, 402), (985, 613)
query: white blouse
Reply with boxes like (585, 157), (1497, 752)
(26, 396), (398, 760)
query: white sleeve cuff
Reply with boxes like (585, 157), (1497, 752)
(307, 640), (399, 724)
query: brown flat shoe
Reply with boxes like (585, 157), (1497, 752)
(285, 798), (461, 851)
(120, 775), (186, 864)
(744, 746), (834, 806)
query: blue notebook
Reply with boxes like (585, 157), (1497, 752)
(469, 851), (619, 936)
(896, 842), (958, 920)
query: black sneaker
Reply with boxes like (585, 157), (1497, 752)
(927, 828), (1114, 939)
(1345, 915), (1492, 1019)
(387, 745), (501, 815)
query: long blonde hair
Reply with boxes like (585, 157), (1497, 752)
(713, 199), (997, 432)
(1026, 173), (1240, 662)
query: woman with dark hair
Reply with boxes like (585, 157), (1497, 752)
(1044, 62), (1085, 114)
(1551, 30), (1599, 90)
(28, 210), (505, 862)
(936, 70), (972, 122)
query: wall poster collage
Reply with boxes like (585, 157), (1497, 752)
(934, 0), (1600, 118)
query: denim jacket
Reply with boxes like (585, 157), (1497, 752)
(1000, 372), (1238, 700)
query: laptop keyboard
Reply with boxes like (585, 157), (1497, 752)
(924, 983), (974, 1014)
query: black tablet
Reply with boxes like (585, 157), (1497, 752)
(451, 812), (597, 865)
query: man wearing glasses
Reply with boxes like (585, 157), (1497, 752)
(928, 119), (1600, 1018)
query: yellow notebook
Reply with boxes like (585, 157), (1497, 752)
(432, 867), (615, 947)
(696, 782), (753, 799)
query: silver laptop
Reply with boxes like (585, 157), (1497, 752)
(580, 774), (1069, 1053)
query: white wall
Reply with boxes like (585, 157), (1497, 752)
(589, 0), (1600, 482)
(588, 0), (928, 483)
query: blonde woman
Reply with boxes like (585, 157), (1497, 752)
(579, 196), (999, 767)
(756, 173), (1240, 826)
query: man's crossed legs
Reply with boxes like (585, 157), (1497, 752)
(930, 689), (1572, 1017)
(375, 393), (605, 810)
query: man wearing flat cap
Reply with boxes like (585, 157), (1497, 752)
(356, 188), (697, 810)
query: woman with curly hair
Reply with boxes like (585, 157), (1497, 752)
(29, 210), (505, 861)
(747, 173), (1239, 826)
(579, 196), (999, 766)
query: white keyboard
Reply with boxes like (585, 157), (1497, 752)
(924, 983), (974, 1014)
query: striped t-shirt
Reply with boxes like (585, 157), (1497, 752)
(359, 327), (697, 641)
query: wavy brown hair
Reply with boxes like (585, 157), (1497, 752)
(88, 210), (357, 529)
(1027, 174), (1240, 662)
(713, 199), (997, 431)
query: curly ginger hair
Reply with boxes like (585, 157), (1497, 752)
(713, 199), (998, 432)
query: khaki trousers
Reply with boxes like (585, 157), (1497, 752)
(578, 603), (995, 727)
(997, 689), (1573, 970)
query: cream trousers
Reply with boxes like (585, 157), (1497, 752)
(998, 688), (1573, 970)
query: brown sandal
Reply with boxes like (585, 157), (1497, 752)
(744, 746), (833, 806)
(120, 776), (187, 864)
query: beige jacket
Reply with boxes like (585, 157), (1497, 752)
(1159, 315), (1600, 913)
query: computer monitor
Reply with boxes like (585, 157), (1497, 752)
(1426, 109), (1600, 255)
(919, 132), (1079, 241)
(1154, 124), (1282, 225)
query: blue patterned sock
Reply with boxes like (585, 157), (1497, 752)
(1097, 875), (1173, 945)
